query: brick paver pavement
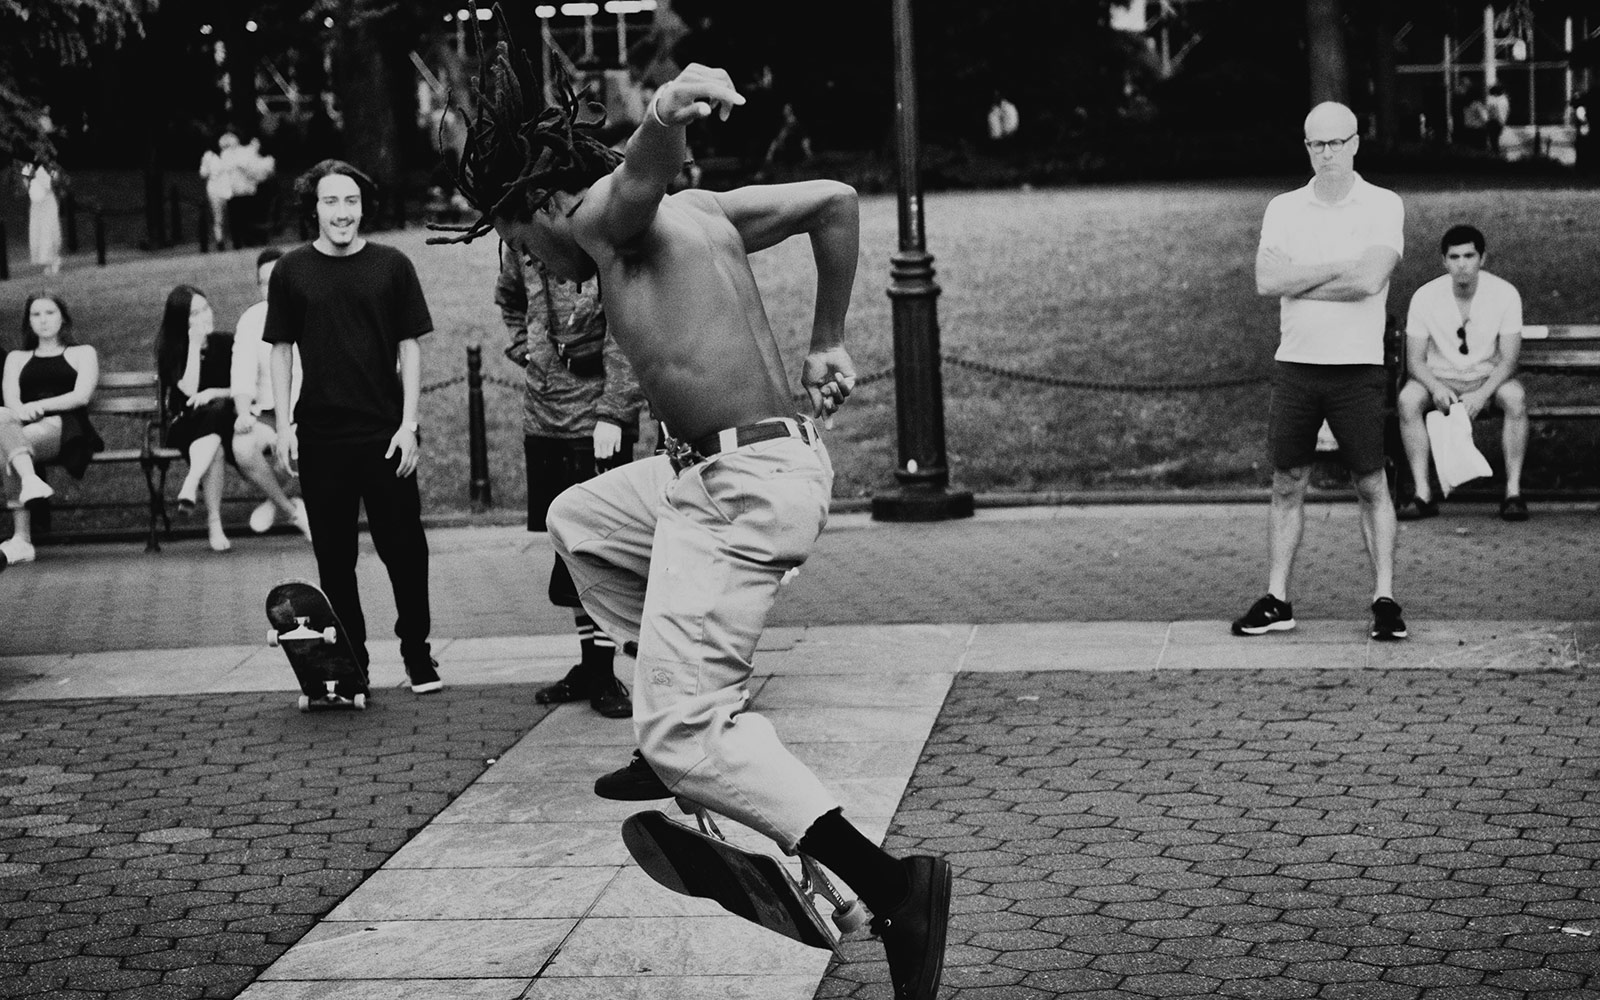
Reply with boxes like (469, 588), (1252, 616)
(820, 667), (1600, 1000)
(6, 504), (1598, 656)
(0, 689), (552, 1000)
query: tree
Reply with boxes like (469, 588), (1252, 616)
(1305, 0), (1349, 105)
(1, 0), (154, 168)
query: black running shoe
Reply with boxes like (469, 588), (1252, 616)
(405, 656), (444, 694)
(1231, 594), (1296, 636)
(593, 750), (671, 800)
(1370, 597), (1408, 641)
(872, 856), (953, 1000)
(535, 664), (589, 705)
(590, 675), (632, 719)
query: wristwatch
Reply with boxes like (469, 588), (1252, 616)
(400, 420), (420, 434)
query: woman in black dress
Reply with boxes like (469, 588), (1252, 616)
(1, 292), (101, 565)
(156, 285), (237, 552)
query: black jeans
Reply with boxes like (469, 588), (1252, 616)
(526, 434), (635, 607)
(298, 439), (431, 667)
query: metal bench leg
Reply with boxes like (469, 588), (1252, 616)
(140, 457), (165, 552)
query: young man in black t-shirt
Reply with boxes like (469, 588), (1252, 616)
(264, 159), (442, 694)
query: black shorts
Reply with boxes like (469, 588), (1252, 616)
(1268, 362), (1388, 475)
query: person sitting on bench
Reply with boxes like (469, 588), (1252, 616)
(1, 292), (101, 566)
(1396, 224), (1530, 522)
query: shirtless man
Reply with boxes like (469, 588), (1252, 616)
(434, 49), (949, 1000)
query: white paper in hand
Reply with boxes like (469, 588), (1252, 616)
(1425, 405), (1493, 496)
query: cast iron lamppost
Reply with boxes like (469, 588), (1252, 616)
(871, 0), (974, 522)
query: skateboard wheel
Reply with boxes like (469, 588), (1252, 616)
(297, 695), (310, 712)
(321, 626), (337, 644)
(833, 899), (869, 933)
(353, 694), (367, 710)
(268, 628), (281, 648)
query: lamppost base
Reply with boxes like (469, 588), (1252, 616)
(870, 487), (975, 522)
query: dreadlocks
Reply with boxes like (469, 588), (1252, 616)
(428, 2), (623, 246)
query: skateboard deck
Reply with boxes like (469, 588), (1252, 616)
(266, 579), (367, 712)
(622, 805), (867, 955)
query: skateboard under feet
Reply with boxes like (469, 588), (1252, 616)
(266, 579), (368, 712)
(622, 800), (869, 955)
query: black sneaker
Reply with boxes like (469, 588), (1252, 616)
(1370, 597), (1408, 641)
(593, 750), (671, 800)
(406, 656), (444, 694)
(535, 664), (589, 705)
(1231, 594), (1296, 636)
(872, 856), (953, 1000)
(590, 675), (632, 719)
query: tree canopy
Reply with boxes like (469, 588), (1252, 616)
(1, 0), (154, 168)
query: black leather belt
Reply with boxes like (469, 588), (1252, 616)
(665, 416), (814, 472)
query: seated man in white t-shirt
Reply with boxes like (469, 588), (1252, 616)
(1396, 224), (1529, 522)
(231, 248), (310, 537)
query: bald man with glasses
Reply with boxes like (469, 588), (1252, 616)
(1235, 101), (1409, 642)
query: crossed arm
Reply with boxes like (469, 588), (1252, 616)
(1257, 245), (1400, 301)
(2, 347), (98, 421)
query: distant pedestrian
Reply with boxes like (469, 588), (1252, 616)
(498, 247), (646, 717)
(22, 162), (62, 276)
(200, 133), (243, 250)
(987, 91), (1020, 142)
(1486, 83), (1510, 155)
(1235, 101), (1407, 643)
(2, 293), (101, 566)
(1462, 91), (1490, 151)
(265, 159), (442, 697)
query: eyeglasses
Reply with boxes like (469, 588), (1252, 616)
(1456, 324), (1470, 355)
(1304, 133), (1357, 153)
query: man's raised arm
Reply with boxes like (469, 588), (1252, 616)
(593, 64), (744, 245)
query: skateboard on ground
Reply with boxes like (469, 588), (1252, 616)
(265, 579), (368, 712)
(622, 800), (869, 955)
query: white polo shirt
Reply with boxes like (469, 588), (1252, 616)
(1405, 270), (1522, 381)
(231, 299), (301, 417)
(1259, 173), (1405, 366)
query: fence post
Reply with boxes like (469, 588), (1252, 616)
(169, 185), (183, 250)
(0, 219), (8, 281)
(62, 192), (79, 254)
(94, 210), (107, 267)
(466, 345), (493, 510)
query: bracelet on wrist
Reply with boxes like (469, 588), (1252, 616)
(649, 89), (673, 129)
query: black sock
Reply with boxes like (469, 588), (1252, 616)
(576, 612), (615, 684)
(797, 808), (909, 914)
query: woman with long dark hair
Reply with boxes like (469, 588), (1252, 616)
(156, 284), (237, 552)
(1, 292), (101, 565)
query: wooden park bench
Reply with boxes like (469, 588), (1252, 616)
(35, 370), (182, 551)
(1518, 324), (1600, 421)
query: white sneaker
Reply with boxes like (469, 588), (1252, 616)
(292, 498), (312, 541)
(0, 536), (37, 564)
(249, 500), (277, 534)
(18, 477), (54, 504)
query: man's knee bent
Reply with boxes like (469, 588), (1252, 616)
(544, 483), (589, 558)
(1495, 379), (1527, 418)
(1397, 380), (1431, 420)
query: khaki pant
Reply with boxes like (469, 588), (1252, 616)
(547, 429), (838, 849)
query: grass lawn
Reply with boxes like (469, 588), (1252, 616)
(4, 177), (1598, 529)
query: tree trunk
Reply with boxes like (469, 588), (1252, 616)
(1370, 2), (1399, 148)
(1305, 0), (1348, 105)
(333, 15), (400, 225)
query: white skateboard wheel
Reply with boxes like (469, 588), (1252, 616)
(353, 694), (367, 710)
(268, 629), (280, 648)
(297, 695), (310, 712)
(322, 626), (337, 644)
(833, 899), (869, 933)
